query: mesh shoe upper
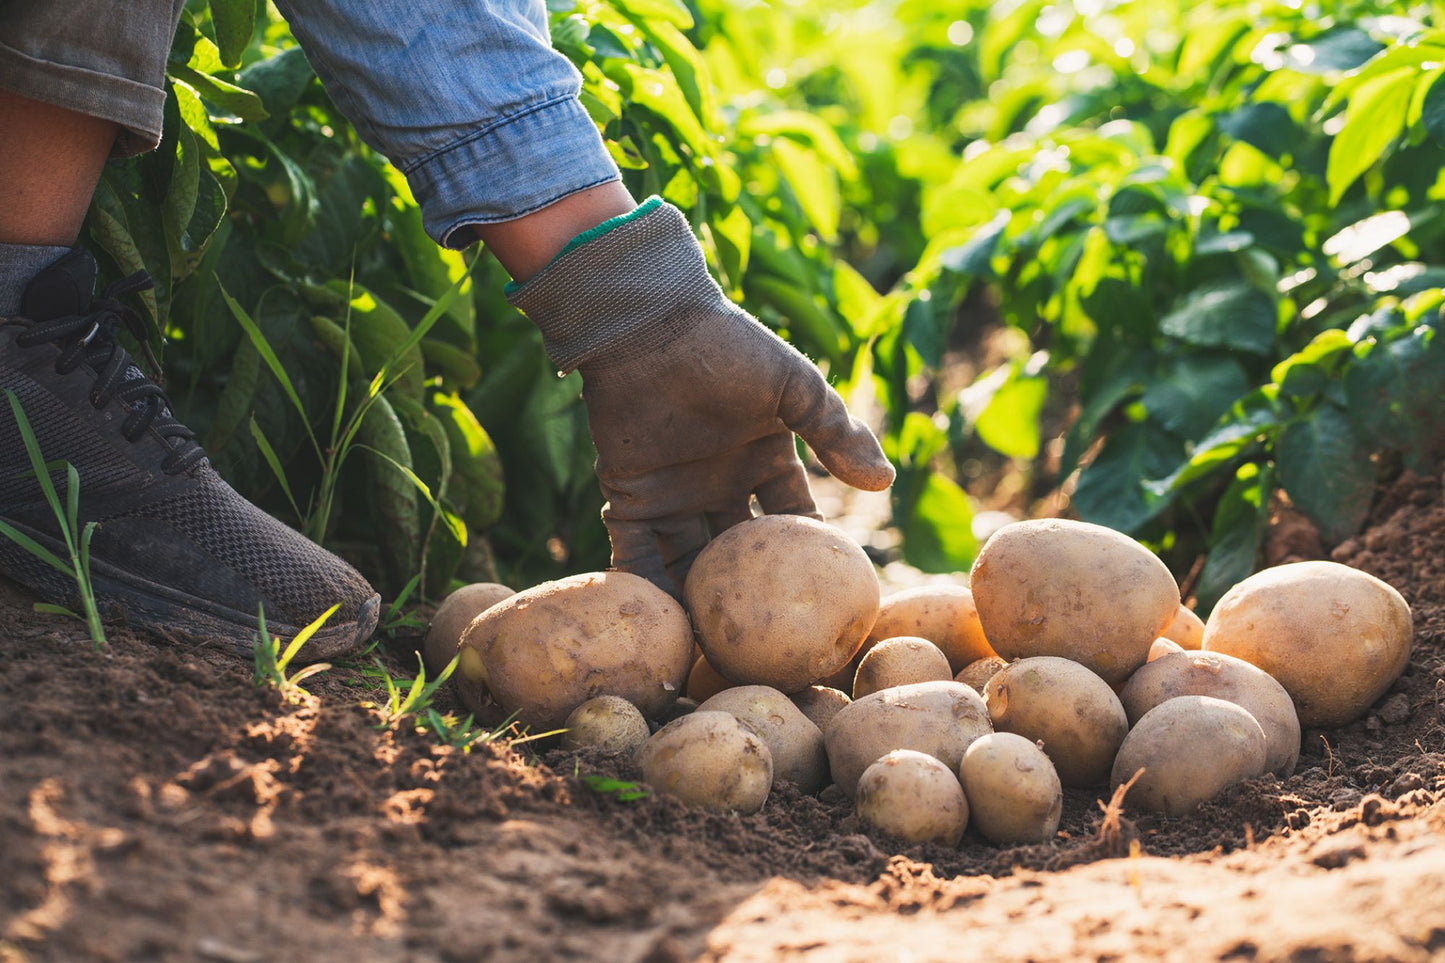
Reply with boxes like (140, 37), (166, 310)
(0, 249), (377, 655)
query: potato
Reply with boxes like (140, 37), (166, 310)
(866, 585), (995, 673)
(983, 657), (1127, 787)
(852, 637), (952, 699)
(970, 519), (1180, 684)
(955, 656), (1007, 693)
(1111, 696), (1268, 816)
(562, 696), (650, 755)
(790, 686), (852, 734)
(686, 654), (735, 703)
(698, 686), (829, 793)
(685, 515), (880, 692)
(638, 711), (773, 814)
(1161, 605), (1205, 650)
(422, 582), (514, 677)
(462, 572), (692, 730)
(825, 681), (992, 798)
(1202, 561), (1413, 728)
(856, 750), (969, 846)
(959, 733), (1063, 845)
(1120, 650), (1300, 776)
(1148, 638), (1184, 662)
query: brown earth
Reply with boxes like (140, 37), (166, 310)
(2, 471), (1444, 962)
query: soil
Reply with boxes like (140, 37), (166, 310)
(3, 472), (1445, 962)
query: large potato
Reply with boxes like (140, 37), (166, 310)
(856, 750), (969, 846)
(983, 657), (1127, 787)
(852, 637), (953, 699)
(698, 686), (828, 794)
(866, 585), (995, 673)
(970, 519), (1180, 684)
(639, 711), (773, 814)
(1202, 561), (1413, 728)
(825, 681), (992, 798)
(422, 582), (514, 677)
(1112, 696), (1268, 816)
(462, 572), (692, 730)
(1120, 650), (1300, 776)
(685, 515), (880, 693)
(959, 733), (1063, 845)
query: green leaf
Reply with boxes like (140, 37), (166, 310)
(964, 363), (1047, 459)
(432, 392), (506, 530)
(940, 210), (1009, 277)
(1194, 463), (1272, 614)
(208, 0), (255, 68)
(611, 0), (692, 28)
(1139, 355), (1249, 441)
(337, 283), (426, 400)
(1420, 71), (1445, 145)
(1217, 102), (1297, 158)
(1286, 28), (1384, 74)
(1343, 322), (1445, 452)
(1072, 421), (1186, 535)
(249, 416), (303, 520)
(898, 473), (977, 573)
(218, 282), (319, 452)
(1326, 68), (1415, 205)
(357, 395), (421, 595)
(1159, 281), (1276, 355)
(1275, 404), (1375, 543)
(169, 66), (268, 122)
(237, 47), (315, 115)
(772, 138), (841, 242)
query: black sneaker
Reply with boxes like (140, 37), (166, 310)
(0, 249), (379, 659)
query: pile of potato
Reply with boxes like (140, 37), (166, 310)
(428, 514), (1414, 847)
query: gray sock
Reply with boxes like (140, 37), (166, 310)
(0, 243), (72, 316)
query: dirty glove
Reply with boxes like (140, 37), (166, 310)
(507, 198), (895, 591)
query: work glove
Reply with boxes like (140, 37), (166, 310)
(507, 198), (895, 591)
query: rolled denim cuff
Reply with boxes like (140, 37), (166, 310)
(407, 95), (621, 249)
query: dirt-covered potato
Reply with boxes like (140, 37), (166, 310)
(856, 750), (969, 846)
(1111, 696), (1268, 815)
(638, 711), (773, 814)
(852, 637), (953, 699)
(1161, 605), (1205, 650)
(955, 656), (1008, 693)
(983, 657), (1128, 787)
(422, 582), (514, 678)
(959, 733), (1063, 845)
(1120, 650), (1300, 776)
(866, 585), (996, 673)
(791, 686), (852, 734)
(1202, 561), (1414, 728)
(561, 696), (651, 755)
(685, 515), (880, 692)
(686, 654), (735, 703)
(970, 519), (1180, 684)
(462, 572), (693, 730)
(1148, 638), (1185, 662)
(825, 681), (992, 798)
(697, 686), (828, 793)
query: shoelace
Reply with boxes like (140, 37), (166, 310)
(13, 272), (208, 475)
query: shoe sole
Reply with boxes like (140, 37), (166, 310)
(0, 515), (379, 661)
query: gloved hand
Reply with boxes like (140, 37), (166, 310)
(508, 198), (895, 590)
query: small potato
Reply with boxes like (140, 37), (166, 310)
(463, 572), (693, 730)
(1120, 650), (1300, 776)
(984, 657), (1127, 787)
(1202, 561), (1413, 728)
(971, 519), (1180, 684)
(562, 696), (650, 755)
(955, 656), (1007, 693)
(856, 750), (969, 846)
(686, 654), (735, 703)
(866, 585), (996, 673)
(1161, 606), (1205, 650)
(1148, 638), (1185, 662)
(791, 686), (851, 734)
(852, 637), (953, 699)
(1112, 696), (1267, 816)
(422, 582), (514, 677)
(698, 686), (828, 794)
(959, 733), (1063, 845)
(638, 711), (773, 814)
(685, 515), (880, 693)
(825, 681), (992, 798)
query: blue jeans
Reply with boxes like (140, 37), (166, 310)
(0, 0), (620, 247)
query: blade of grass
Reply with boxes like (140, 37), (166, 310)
(217, 281), (320, 455)
(249, 416), (304, 520)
